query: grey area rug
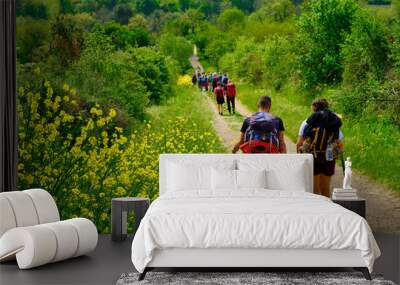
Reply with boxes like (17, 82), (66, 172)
(117, 272), (396, 285)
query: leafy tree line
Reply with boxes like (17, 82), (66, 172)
(204, 0), (399, 125)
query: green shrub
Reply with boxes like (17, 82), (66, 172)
(341, 10), (389, 84)
(16, 17), (51, 64)
(67, 31), (150, 119)
(217, 7), (246, 32)
(103, 21), (151, 49)
(296, 0), (359, 88)
(262, 35), (295, 90)
(157, 33), (193, 73)
(220, 37), (264, 83)
(130, 46), (172, 103)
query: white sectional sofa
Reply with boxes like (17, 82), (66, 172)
(0, 188), (98, 269)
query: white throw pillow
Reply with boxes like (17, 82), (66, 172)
(211, 168), (237, 190)
(167, 162), (211, 191)
(238, 158), (308, 191)
(266, 163), (307, 191)
(236, 169), (267, 189)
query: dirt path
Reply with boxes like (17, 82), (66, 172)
(190, 57), (400, 234)
(203, 92), (237, 150)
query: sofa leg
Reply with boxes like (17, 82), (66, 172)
(354, 267), (371, 280)
(138, 268), (148, 281)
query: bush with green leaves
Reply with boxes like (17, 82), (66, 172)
(296, 0), (359, 88)
(16, 17), (51, 64)
(67, 31), (150, 119)
(130, 46), (172, 103)
(252, 0), (295, 23)
(341, 10), (389, 85)
(220, 37), (264, 83)
(204, 33), (234, 70)
(103, 21), (151, 49)
(113, 3), (133, 24)
(217, 7), (246, 32)
(157, 33), (192, 73)
(262, 35), (295, 90)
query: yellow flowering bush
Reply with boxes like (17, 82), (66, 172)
(177, 74), (192, 86)
(17, 80), (221, 233)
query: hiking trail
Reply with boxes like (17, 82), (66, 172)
(190, 55), (400, 234)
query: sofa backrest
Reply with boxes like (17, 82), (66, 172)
(0, 189), (60, 237)
(159, 154), (314, 195)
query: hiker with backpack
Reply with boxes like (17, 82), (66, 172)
(214, 82), (225, 115)
(222, 73), (229, 90)
(202, 73), (209, 91)
(192, 72), (197, 86)
(232, 96), (287, 154)
(197, 73), (203, 90)
(212, 73), (219, 91)
(226, 80), (236, 115)
(208, 73), (214, 91)
(296, 98), (343, 197)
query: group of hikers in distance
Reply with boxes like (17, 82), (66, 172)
(191, 69), (344, 198)
(192, 71), (237, 116)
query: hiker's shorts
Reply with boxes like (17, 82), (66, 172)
(314, 159), (336, 176)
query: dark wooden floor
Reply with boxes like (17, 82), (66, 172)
(0, 234), (399, 285)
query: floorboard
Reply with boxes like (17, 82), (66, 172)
(0, 233), (398, 285)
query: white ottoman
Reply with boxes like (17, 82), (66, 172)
(0, 189), (98, 269)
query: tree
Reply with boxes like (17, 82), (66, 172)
(231, 0), (255, 13)
(103, 21), (151, 49)
(129, 47), (172, 102)
(61, 0), (74, 14)
(67, 31), (150, 118)
(21, 2), (49, 19)
(296, 0), (359, 88)
(205, 36), (233, 70)
(50, 16), (85, 67)
(178, 0), (192, 10)
(158, 33), (192, 73)
(252, 0), (295, 22)
(135, 0), (160, 15)
(217, 7), (246, 32)
(160, 0), (180, 12)
(16, 17), (51, 64)
(113, 3), (133, 24)
(342, 10), (389, 84)
(128, 14), (149, 29)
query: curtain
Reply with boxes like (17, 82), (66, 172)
(0, 0), (17, 192)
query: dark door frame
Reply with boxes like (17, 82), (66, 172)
(0, 0), (17, 192)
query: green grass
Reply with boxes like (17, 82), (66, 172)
(237, 82), (400, 193)
(147, 85), (227, 153)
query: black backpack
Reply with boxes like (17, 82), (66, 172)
(303, 109), (342, 160)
